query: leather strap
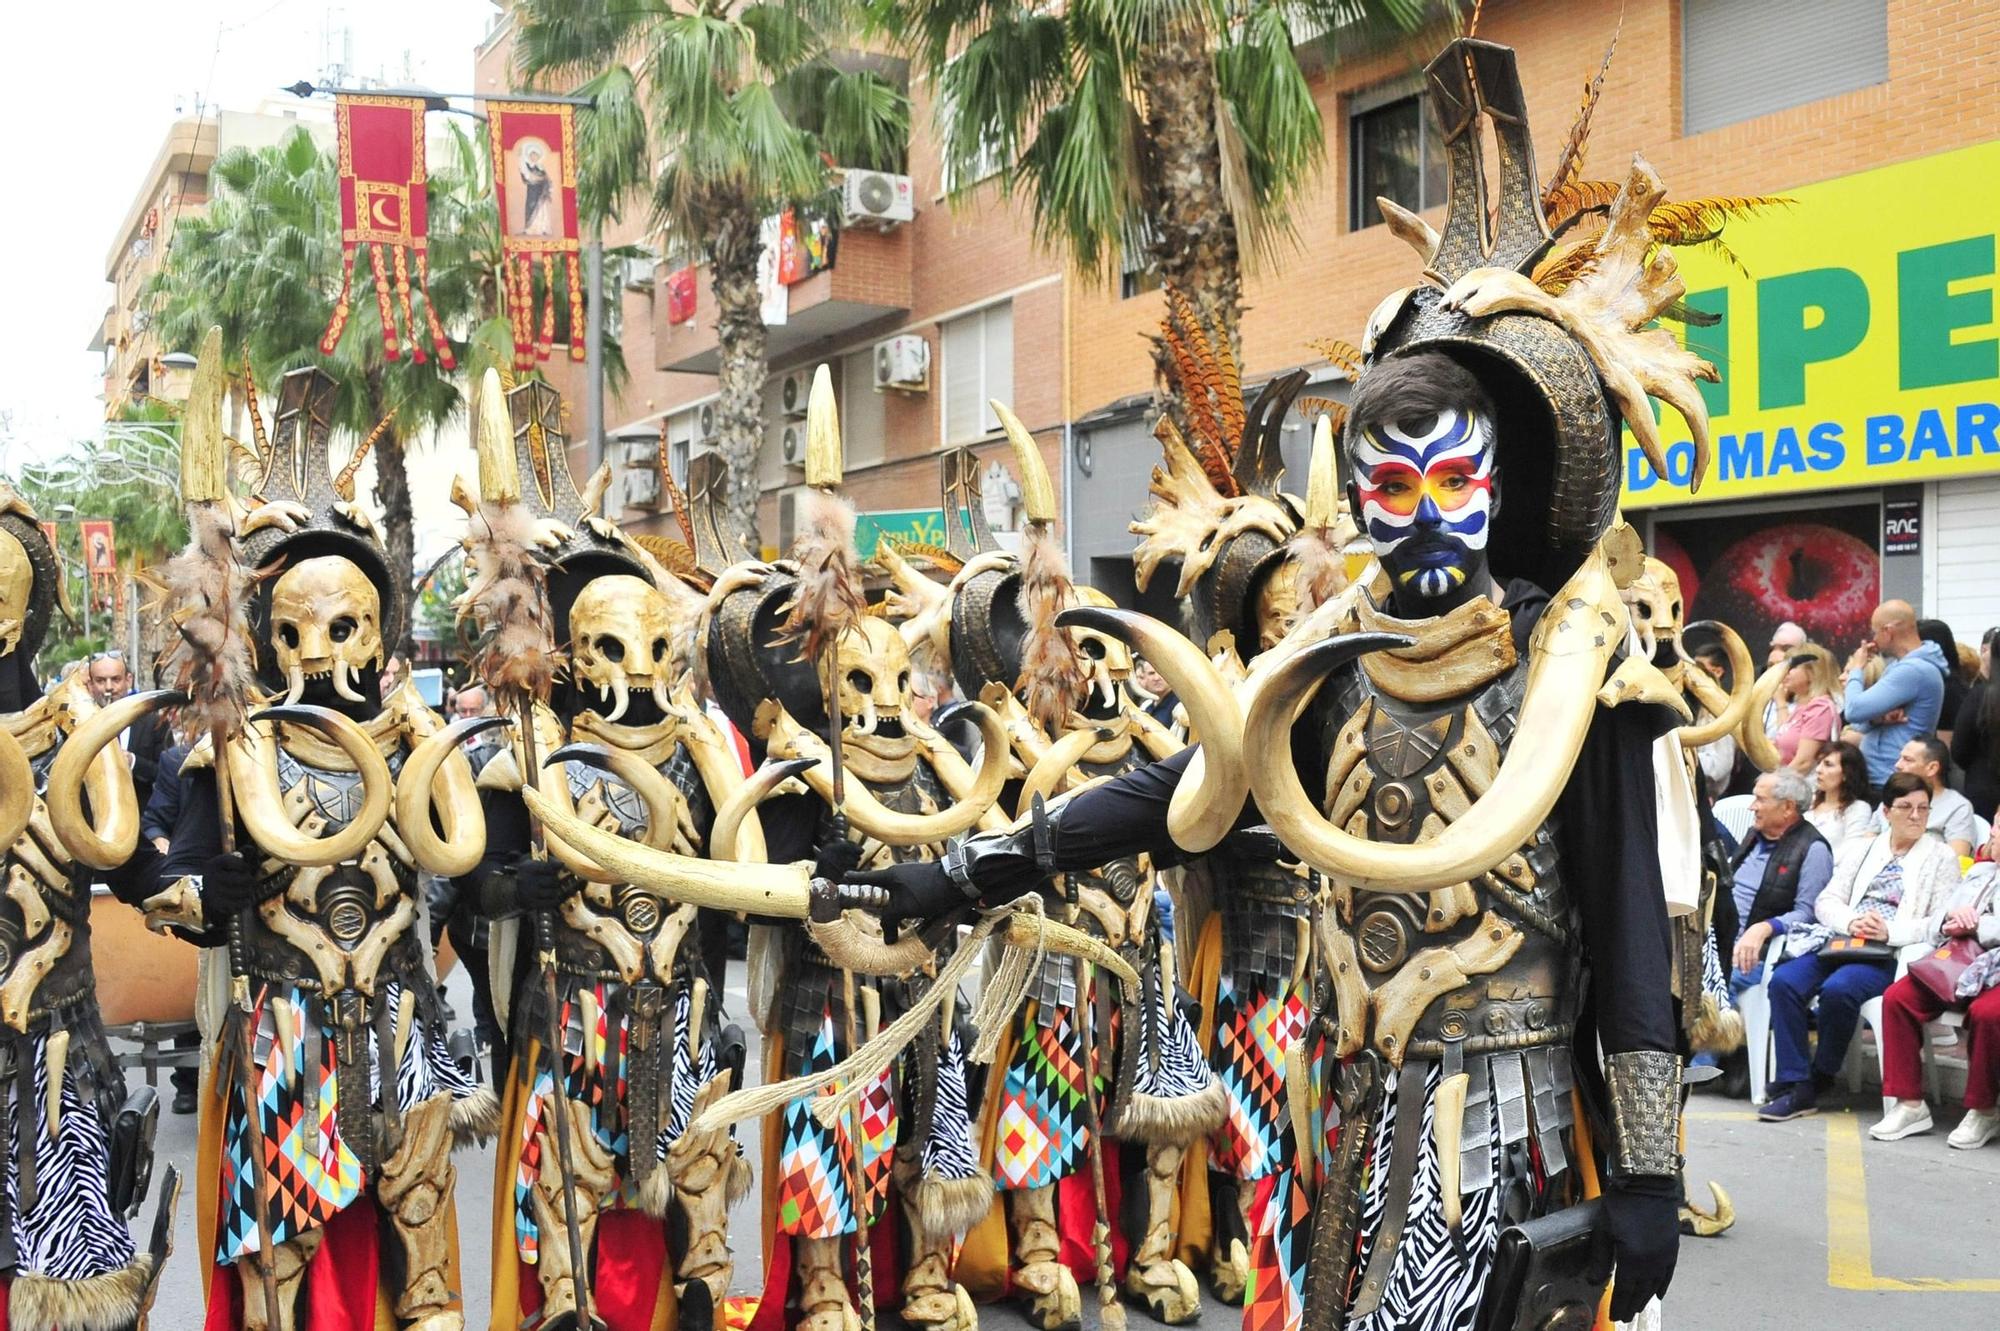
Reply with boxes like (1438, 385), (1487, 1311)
(1348, 1060), (1432, 1321)
(1301, 1052), (1382, 1331)
(333, 991), (376, 1172)
(627, 980), (667, 1188)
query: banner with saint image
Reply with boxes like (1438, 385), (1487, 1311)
(486, 99), (585, 368)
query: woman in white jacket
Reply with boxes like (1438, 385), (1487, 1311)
(1760, 771), (1963, 1121)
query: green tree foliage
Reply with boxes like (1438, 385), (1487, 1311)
(513, 0), (909, 542)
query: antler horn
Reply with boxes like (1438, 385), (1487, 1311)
(1245, 551), (1623, 892)
(394, 714), (507, 877)
(522, 784), (813, 917)
(45, 689), (186, 870)
(710, 757), (818, 863)
(1053, 606), (1246, 854)
(1677, 621), (1758, 748)
(777, 701), (1013, 846)
(231, 705), (394, 867)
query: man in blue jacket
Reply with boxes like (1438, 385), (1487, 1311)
(1843, 599), (1949, 792)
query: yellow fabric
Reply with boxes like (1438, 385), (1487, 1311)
(955, 1014), (1020, 1298)
(490, 1045), (533, 1330)
(1174, 912), (1225, 1269)
(1570, 1087), (1614, 1331)
(759, 1034), (786, 1277)
(196, 1042), (225, 1305)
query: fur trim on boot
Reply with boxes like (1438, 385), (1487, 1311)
(1114, 1079), (1226, 1146)
(636, 1163), (674, 1218)
(451, 1085), (503, 1147)
(905, 1172), (995, 1244)
(10, 1254), (157, 1331)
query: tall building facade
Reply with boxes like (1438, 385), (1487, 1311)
(475, 0), (2000, 646)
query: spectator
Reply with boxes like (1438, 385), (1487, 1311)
(1870, 825), (2000, 1148)
(83, 650), (169, 810)
(1767, 620), (1809, 667)
(1760, 772), (1962, 1121)
(1843, 600), (1948, 792)
(1919, 619), (1969, 744)
(1727, 768), (1834, 984)
(380, 654), (406, 699)
(1768, 646), (1843, 774)
(450, 684), (501, 776)
(1808, 741), (1875, 851)
(1866, 735), (1978, 856)
(1133, 658), (1179, 729)
(1952, 656), (2000, 820)
(1691, 643), (1737, 800)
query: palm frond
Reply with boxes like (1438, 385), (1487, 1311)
(1648, 196), (1790, 247)
(1543, 179), (1623, 234)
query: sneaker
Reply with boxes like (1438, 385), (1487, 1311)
(1948, 1108), (2000, 1150)
(1869, 1101), (1934, 1141)
(1758, 1083), (1819, 1122)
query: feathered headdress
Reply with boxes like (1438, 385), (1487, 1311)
(454, 370), (564, 702)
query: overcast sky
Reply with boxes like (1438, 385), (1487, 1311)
(0, 0), (494, 459)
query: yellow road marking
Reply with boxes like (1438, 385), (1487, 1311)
(1822, 1113), (2000, 1291)
(1684, 1110), (1758, 1121)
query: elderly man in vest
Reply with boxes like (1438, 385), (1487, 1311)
(1728, 769), (1836, 981)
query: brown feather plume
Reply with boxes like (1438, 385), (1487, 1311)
(658, 419), (700, 552)
(1016, 521), (1087, 734)
(458, 500), (564, 701)
(334, 412), (393, 502)
(1543, 179), (1625, 235)
(1160, 287), (1241, 496)
(1297, 397), (1350, 438)
(878, 539), (965, 578)
(1542, 21), (1620, 209)
(778, 489), (867, 666)
(150, 504), (261, 735)
(1307, 337), (1365, 377)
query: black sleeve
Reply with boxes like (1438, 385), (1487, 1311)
(1558, 703), (1679, 1057)
(139, 748), (187, 844)
(109, 767), (229, 945)
(759, 790), (828, 867)
(460, 787), (533, 918)
(1046, 746), (1198, 870)
(1951, 689), (1982, 768)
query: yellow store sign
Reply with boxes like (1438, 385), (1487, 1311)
(1621, 139), (2000, 509)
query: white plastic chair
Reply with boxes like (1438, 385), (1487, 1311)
(1974, 815), (1994, 850)
(1713, 793), (1754, 843)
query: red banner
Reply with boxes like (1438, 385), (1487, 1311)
(320, 94), (456, 368)
(665, 265), (697, 325)
(487, 100), (584, 368)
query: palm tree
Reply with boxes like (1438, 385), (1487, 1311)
(151, 124), (625, 656)
(896, 0), (1451, 363)
(513, 0), (909, 541)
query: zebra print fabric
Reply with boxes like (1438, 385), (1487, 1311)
(1129, 971), (1217, 1103)
(1347, 1063), (1502, 1331)
(2, 1035), (137, 1283)
(919, 1021), (981, 1183)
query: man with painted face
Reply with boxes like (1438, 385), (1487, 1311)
(846, 37), (1712, 1331)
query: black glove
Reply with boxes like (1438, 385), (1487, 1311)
(200, 852), (259, 915)
(1590, 1177), (1681, 1322)
(813, 837), (864, 884)
(511, 857), (569, 912)
(844, 860), (971, 929)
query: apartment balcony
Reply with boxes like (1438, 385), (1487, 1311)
(653, 221), (912, 375)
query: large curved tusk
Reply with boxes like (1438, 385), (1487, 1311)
(45, 689), (186, 870)
(522, 784), (812, 916)
(0, 727), (31, 852)
(394, 715), (509, 877)
(1676, 621), (1756, 747)
(233, 704), (394, 867)
(543, 742), (681, 852)
(1015, 727), (1109, 819)
(1245, 555), (1619, 893)
(792, 702), (1011, 846)
(711, 758), (818, 863)
(1733, 661), (1786, 773)
(1054, 606), (1246, 854)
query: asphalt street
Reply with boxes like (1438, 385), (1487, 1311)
(132, 962), (2000, 1329)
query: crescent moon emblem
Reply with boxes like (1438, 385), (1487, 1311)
(370, 196), (399, 229)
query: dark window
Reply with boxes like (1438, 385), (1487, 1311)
(1348, 93), (1444, 232)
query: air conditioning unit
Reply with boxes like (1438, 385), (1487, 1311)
(623, 253), (658, 293)
(874, 335), (930, 391)
(619, 435), (656, 468)
(842, 170), (915, 228)
(619, 468), (661, 511)
(780, 423), (806, 468)
(778, 369), (811, 419)
(695, 402), (717, 444)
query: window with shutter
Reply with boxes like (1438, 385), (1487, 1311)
(1683, 0), (1888, 135)
(941, 302), (1013, 445)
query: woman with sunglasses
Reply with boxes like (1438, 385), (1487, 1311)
(1760, 771), (1963, 1121)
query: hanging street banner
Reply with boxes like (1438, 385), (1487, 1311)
(1622, 138), (1999, 509)
(319, 94), (457, 368)
(486, 99), (584, 368)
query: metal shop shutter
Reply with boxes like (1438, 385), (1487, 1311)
(1931, 477), (2000, 644)
(1683, 0), (1887, 136)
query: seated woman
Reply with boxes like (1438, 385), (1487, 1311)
(1771, 647), (1844, 774)
(1808, 741), (1875, 851)
(1871, 824), (2000, 1149)
(1761, 772), (1962, 1121)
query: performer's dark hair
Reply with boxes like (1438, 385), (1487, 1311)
(1348, 350), (1497, 440)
